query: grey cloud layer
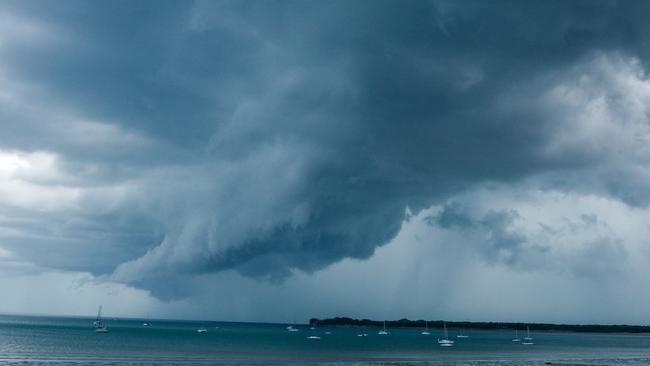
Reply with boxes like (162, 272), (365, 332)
(429, 200), (627, 276)
(1, 0), (650, 298)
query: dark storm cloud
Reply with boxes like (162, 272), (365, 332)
(427, 197), (630, 276)
(429, 202), (474, 229)
(429, 203), (536, 267)
(1, 0), (649, 297)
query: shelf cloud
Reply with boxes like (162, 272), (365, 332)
(1, 0), (650, 313)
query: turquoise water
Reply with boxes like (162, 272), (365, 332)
(1, 315), (649, 365)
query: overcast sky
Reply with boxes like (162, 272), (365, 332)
(2, 0), (650, 324)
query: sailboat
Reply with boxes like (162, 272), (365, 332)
(522, 326), (534, 345)
(456, 327), (469, 338)
(306, 320), (320, 339)
(421, 320), (430, 335)
(287, 316), (300, 332)
(378, 320), (389, 335)
(93, 306), (109, 333)
(512, 328), (520, 342)
(306, 327), (321, 339)
(286, 319), (299, 332)
(437, 322), (454, 346)
(143, 312), (151, 327)
(197, 325), (208, 333)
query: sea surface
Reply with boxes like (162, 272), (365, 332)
(1, 315), (649, 365)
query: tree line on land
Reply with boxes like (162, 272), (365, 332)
(309, 317), (650, 333)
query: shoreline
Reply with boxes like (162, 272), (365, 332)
(3, 313), (649, 334)
(310, 317), (650, 334)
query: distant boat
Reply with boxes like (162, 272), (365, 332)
(307, 327), (320, 340)
(438, 322), (454, 347)
(357, 333), (368, 337)
(306, 322), (320, 339)
(197, 327), (208, 333)
(143, 313), (151, 327)
(93, 306), (109, 333)
(421, 321), (430, 335)
(287, 316), (300, 332)
(378, 320), (389, 335)
(512, 328), (520, 342)
(324, 331), (332, 335)
(522, 326), (534, 345)
(456, 329), (469, 338)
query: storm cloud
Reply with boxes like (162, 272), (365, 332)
(2, 0), (650, 307)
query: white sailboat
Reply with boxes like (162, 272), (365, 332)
(456, 328), (469, 338)
(306, 321), (320, 339)
(512, 328), (520, 342)
(438, 322), (454, 346)
(143, 312), (151, 327)
(287, 316), (300, 332)
(306, 327), (321, 339)
(197, 325), (208, 333)
(421, 320), (430, 335)
(378, 320), (389, 335)
(522, 326), (533, 345)
(286, 320), (300, 332)
(93, 306), (109, 333)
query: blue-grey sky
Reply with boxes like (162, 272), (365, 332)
(2, 0), (650, 324)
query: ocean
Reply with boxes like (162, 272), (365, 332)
(1, 315), (649, 365)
